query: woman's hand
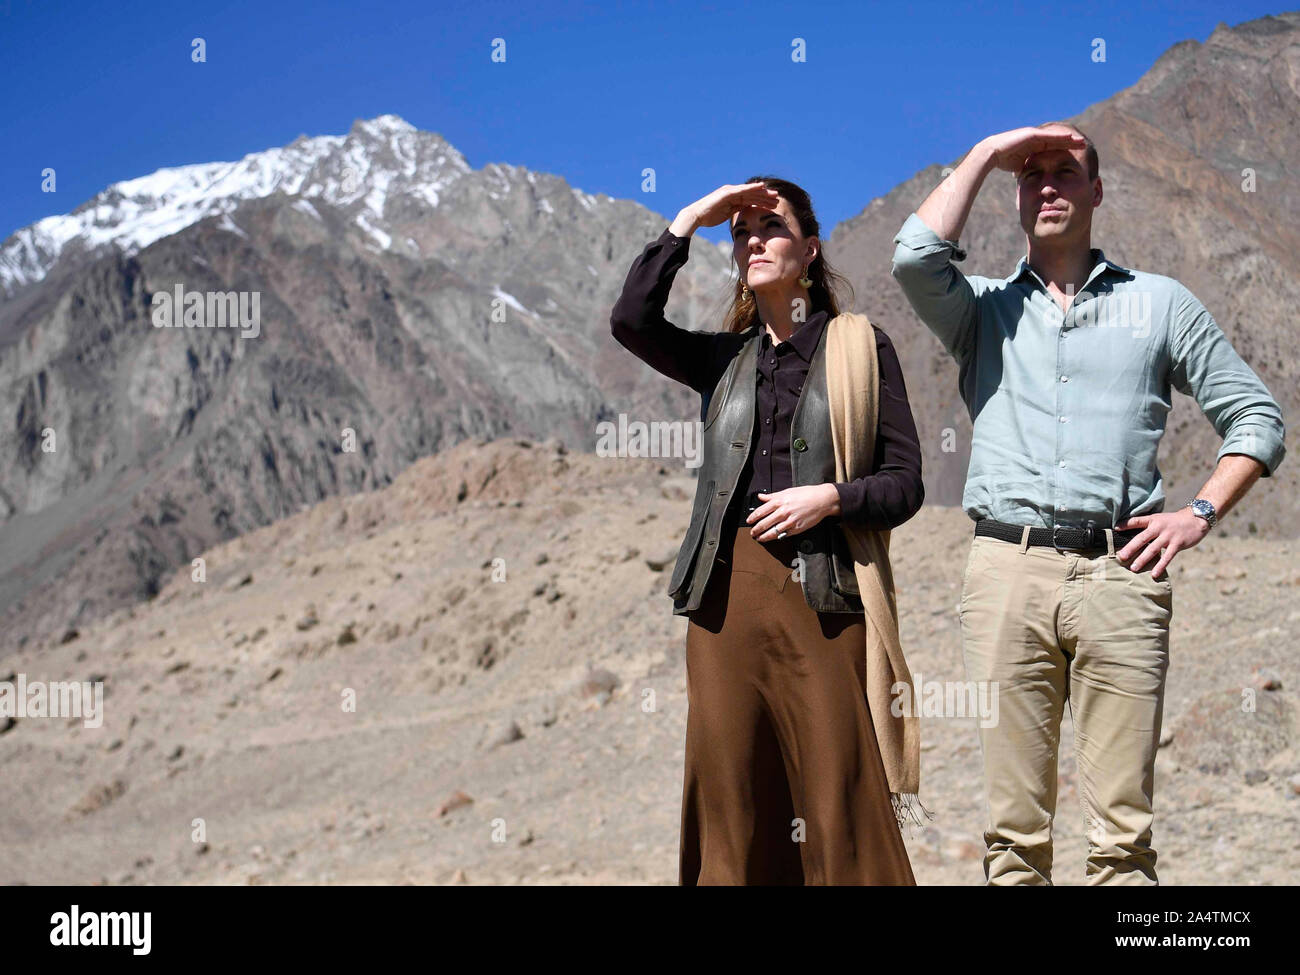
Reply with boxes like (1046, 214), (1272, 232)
(746, 484), (841, 541)
(671, 183), (780, 236)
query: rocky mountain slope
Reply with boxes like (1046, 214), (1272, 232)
(0, 119), (733, 647)
(1, 438), (1294, 884)
(0, 13), (1295, 656)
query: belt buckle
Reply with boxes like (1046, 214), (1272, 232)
(1052, 521), (1097, 552)
(1051, 523), (1072, 553)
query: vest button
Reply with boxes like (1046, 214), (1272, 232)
(793, 437), (808, 451)
(799, 539), (814, 553)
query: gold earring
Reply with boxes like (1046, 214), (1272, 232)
(798, 266), (813, 289)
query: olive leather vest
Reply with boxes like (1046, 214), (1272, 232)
(668, 321), (864, 616)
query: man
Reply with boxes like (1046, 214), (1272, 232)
(890, 122), (1287, 885)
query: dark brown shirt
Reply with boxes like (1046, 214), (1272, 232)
(610, 225), (923, 529)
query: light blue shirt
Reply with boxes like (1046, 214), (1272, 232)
(891, 212), (1286, 528)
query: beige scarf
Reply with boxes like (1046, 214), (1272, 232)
(825, 311), (927, 830)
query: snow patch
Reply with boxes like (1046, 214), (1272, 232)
(490, 286), (534, 318)
(355, 212), (391, 250)
(217, 214), (248, 239)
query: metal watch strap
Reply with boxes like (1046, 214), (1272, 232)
(1187, 498), (1217, 529)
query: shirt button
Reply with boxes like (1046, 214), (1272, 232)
(1061, 375), (1069, 382)
(761, 449), (768, 455)
(764, 418), (771, 424)
(1059, 416), (1068, 423)
(1059, 460), (1066, 468)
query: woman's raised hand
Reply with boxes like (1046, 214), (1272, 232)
(672, 183), (781, 236)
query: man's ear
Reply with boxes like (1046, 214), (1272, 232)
(1092, 177), (1103, 209)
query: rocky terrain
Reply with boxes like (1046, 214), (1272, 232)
(0, 117), (735, 647)
(1, 13), (1297, 885)
(0, 439), (1295, 885)
(1, 15), (1297, 652)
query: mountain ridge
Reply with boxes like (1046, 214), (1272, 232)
(1, 13), (1295, 649)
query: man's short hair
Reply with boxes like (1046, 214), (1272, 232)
(1036, 120), (1099, 180)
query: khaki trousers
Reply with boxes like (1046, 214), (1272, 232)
(959, 528), (1172, 885)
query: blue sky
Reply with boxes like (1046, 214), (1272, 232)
(0, 0), (1285, 245)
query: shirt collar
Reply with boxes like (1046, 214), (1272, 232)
(1009, 249), (1129, 289)
(759, 308), (828, 362)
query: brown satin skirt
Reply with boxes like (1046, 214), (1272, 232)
(678, 521), (915, 885)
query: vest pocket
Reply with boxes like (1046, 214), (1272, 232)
(829, 528), (861, 596)
(668, 478), (716, 597)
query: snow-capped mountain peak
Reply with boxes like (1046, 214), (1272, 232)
(0, 115), (474, 298)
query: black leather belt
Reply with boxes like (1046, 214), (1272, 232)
(975, 518), (1140, 551)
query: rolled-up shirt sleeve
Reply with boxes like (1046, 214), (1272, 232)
(1169, 284), (1287, 477)
(890, 212), (978, 363)
(830, 327), (925, 529)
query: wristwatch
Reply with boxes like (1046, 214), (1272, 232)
(1186, 498), (1217, 529)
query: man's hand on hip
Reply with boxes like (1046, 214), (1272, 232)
(1115, 509), (1211, 579)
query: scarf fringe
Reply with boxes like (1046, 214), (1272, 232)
(890, 792), (935, 837)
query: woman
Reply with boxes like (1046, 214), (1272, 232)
(609, 178), (925, 885)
